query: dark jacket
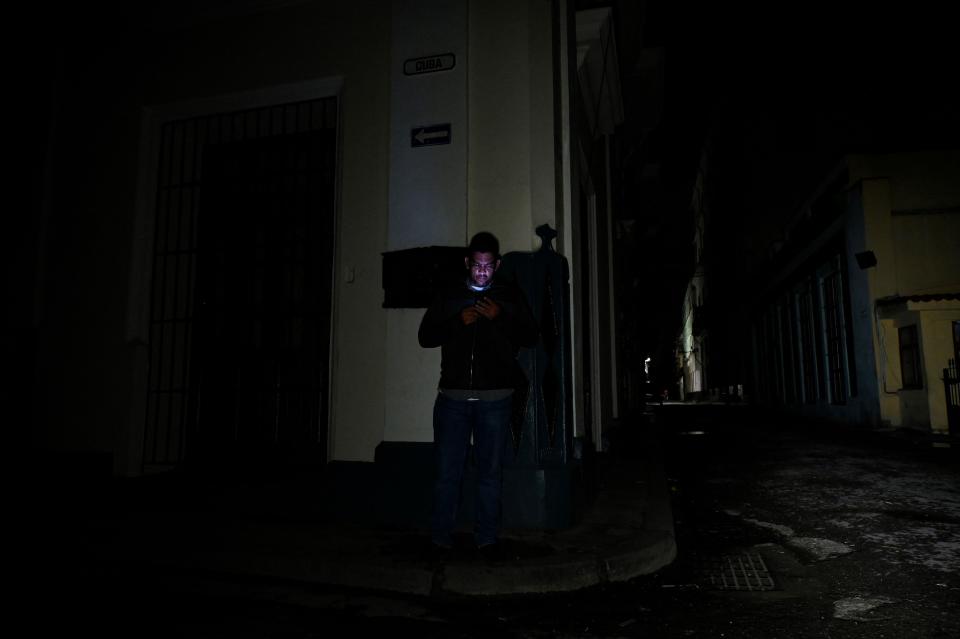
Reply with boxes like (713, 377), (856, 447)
(418, 276), (538, 391)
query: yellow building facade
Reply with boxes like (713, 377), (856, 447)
(854, 151), (960, 432)
(752, 151), (960, 435)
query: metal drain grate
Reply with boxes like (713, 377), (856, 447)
(699, 552), (776, 591)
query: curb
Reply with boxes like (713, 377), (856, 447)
(148, 527), (676, 598)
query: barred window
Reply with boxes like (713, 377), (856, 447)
(795, 282), (818, 403)
(820, 264), (848, 404)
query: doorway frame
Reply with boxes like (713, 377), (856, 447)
(123, 77), (343, 476)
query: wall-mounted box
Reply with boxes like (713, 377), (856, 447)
(381, 246), (465, 308)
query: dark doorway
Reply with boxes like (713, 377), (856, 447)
(189, 130), (336, 471)
(141, 98), (337, 473)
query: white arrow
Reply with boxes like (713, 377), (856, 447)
(415, 129), (449, 144)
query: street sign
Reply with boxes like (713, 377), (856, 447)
(404, 53), (456, 76)
(411, 124), (451, 147)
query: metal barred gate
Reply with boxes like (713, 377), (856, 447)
(946, 358), (959, 437)
(948, 321), (960, 437)
(142, 97), (337, 470)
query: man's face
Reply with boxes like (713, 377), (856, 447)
(466, 251), (499, 288)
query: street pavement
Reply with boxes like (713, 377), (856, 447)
(23, 404), (960, 637)
(43, 412), (676, 599)
(650, 403), (960, 638)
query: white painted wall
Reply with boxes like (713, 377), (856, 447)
(383, 309), (441, 442)
(378, 0), (560, 445)
(468, 0), (557, 252)
(383, 0), (469, 445)
(389, 0), (468, 249)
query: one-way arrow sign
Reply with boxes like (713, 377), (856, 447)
(411, 123), (451, 147)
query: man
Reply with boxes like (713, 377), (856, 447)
(418, 231), (538, 557)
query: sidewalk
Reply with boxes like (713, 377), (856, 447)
(67, 418), (676, 598)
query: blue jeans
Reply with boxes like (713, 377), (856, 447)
(431, 393), (512, 548)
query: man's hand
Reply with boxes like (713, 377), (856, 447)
(460, 306), (480, 325)
(475, 297), (501, 320)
